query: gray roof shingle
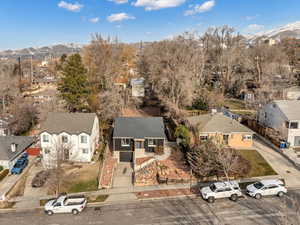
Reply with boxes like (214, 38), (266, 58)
(187, 113), (254, 134)
(273, 100), (300, 121)
(113, 117), (165, 139)
(0, 136), (34, 161)
(41, 112), (97, 135)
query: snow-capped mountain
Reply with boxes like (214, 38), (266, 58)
(249, 21), (300, 41)
(0, 43), (83, 59)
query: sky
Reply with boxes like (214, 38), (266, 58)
(0, 0), (300, 50)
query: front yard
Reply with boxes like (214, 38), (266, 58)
(237, 150), (277, 178)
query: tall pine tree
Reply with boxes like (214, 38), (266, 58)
(58, 54), (90, 112)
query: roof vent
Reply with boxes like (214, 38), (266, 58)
(11, 143), (17, 152)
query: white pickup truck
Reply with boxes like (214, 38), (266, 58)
(44, 194), (87, 215)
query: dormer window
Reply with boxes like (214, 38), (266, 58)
(81, 135), (87, 144)
(62, 135), (68, 143)
(42, 134), (49, 143)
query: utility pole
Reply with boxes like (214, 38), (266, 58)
(30, 54), (33, 88)
(18, 57), (22, 92)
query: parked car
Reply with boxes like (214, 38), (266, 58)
(11, 158), (28, 174)
(32, 170), (50, 188)
(246, 179), (287, 199)
(44, 194), (87, 215)
(200, 181), (243, 203)
(20, 152), (28, 160)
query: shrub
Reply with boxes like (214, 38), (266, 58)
(0, 166), (3, 171)
(190, 98), (209, 111)
(154, 146), (164, 155)
(0, 169), (9, 182)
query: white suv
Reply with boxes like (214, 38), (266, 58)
(246, 179), (287, 199)
(200, 181), (243, 203)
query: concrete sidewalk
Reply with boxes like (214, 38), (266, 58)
(254, 139), (300, 188)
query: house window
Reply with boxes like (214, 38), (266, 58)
(148, 139), (156, 146)
(135, 141), (144, 149)
(223, 135), (229, 144)
(81, 135), (87, 144)
(121, 138), (130, 146)
(290, 122), (298, 129)
(200, 135), (208, 141)
(44, 148), (51, 154)
(243, 135), (252, 140)
(42, 134), (49, 143)
(62, 135), (68, 143)
(82, 148), (89, 154)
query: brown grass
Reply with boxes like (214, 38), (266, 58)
(48, 162), (101, 194)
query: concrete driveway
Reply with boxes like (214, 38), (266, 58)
(254, 138), (300, 188)
(14, 161), (47, 209)
(112, 163), (133, 188)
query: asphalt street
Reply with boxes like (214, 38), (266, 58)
(1, 190), (300, 225)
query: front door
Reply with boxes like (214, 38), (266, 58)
(64, 149), (69, 160)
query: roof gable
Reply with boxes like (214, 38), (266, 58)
(0, 136), (34, 160)
(113, 117), (165, 139)
(187, 113), (254, 134)
(41, 112), (97, 135)
(273, 100), (300, 121)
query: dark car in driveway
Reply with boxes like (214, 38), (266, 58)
(32, 170), (50, 188)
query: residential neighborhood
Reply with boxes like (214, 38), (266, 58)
(1, 1), (300, 225)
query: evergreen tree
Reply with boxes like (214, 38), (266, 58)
(58, 54), (90, 112)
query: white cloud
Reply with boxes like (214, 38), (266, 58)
(89, 17), (100, 23)
(133, 0), (186, 11)
(107, 13), (136, 22)
(109, 0), (128, 4)
(184, 0), (215, 16)
(58, 1), (83, 12)
(246, 15), (259, 21)
(246, 24), (265, 32)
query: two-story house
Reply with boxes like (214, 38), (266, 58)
(258, 100), (300, 148)
(40, 112), (99, 168)
(112, 117), (166, 164)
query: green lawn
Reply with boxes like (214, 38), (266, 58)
(224, 99), (246, 110)
(68, 179), (98, 193)
(237, 150), (277, 178)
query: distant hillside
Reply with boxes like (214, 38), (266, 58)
(0, 43), (82, 60)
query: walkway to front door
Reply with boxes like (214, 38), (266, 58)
(113, 163), (133, 188)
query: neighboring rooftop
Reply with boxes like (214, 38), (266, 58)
(187, 113), (254, 134)
(113, 117), (165, 139)
(41, 112), (97, 135)
(0, 136), (34, 160)
(273, 100), (300, 121)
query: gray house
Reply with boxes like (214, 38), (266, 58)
(0, 136), (34, 170)
(113, 117), (166, 163)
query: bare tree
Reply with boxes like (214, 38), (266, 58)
(45, 138), (74, 195)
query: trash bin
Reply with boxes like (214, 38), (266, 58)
(280, 141), (286, 149)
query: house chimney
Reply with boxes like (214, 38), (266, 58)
(11, 143), (17, 152)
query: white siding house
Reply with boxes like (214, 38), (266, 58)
(0, 136), (34, 170)
(258, 100), (300, 148)
(40, 112), (99, 168)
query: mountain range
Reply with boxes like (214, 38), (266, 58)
(0, 43), (82, 60)
(248, 21), (300, 41)
(1, 21), (300, 59)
